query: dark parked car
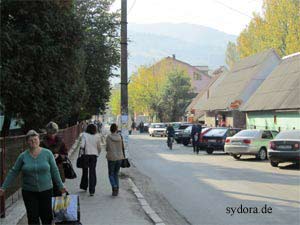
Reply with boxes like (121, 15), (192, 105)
(201, 127), (241, 154)
(196, 127), (212, 149)
(268, 130), (300, 167)
(181, 125), (192, 146)
(181, 126), (211, 146)
(174, 123), (192, 143)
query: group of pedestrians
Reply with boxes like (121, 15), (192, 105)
(0, 121), (125, 225)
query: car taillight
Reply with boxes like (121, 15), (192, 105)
(269, 141), (276, 150)
(243, 139), (251, 144)
(225, 138), (230, 143)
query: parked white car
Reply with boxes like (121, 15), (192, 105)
(148, 123), (167, 137)
(225, 129), (278, 160)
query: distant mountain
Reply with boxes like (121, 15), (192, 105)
(127, 23), (237, 75)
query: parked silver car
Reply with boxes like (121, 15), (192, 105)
(225, 129), (278, 160)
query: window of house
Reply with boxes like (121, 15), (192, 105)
(193, 72), (201, 80)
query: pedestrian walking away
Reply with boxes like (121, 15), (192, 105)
(166, 123), (175, 150)
(106, 123), (125, 196)
(40, 121), (68, 196)
(0, 130), (66, 225)
(79, 124), (102, 196)
(191, 120), (203, 154)
(139, 121), (144, 133)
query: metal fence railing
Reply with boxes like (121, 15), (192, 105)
(0, 123), (83, 218)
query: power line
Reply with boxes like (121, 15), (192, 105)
(213, 0), (252, 19)
(128, 0), (137, 15)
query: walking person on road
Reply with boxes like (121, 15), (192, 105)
(106, 123), (124, 196)
(166, 123), (175, 149)
(40, 121), (68, 196)
(0, 130), (66, 225)
(79, 124), (102, 196)
(191, 120), (203, 154)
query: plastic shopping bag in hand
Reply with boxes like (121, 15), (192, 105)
(52, 194), (79, 223)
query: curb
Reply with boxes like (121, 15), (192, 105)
(127, 178), (165, 225)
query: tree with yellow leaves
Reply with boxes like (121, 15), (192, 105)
(237, 0), (300, 58)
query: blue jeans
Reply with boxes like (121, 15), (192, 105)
(107, 160), (122, 188)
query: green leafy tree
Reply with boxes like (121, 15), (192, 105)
(237, 0), (300, 58)
(225, 41), (240, 69)
(109, 87), (121, 116)
(0, 0), (85, 135)
(75, 0), (120, 116)
(161, 70), (194, 122)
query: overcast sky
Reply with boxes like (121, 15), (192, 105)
(111, 0), (263, 35)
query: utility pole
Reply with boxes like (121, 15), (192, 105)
(120, 0), (129, 154)
(121, 0), (128, 115)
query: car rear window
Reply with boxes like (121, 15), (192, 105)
(179, 125), (190, 130)
(275, 131), (300, 139)
(204, 128), (227, 137)
(234, 130), (259, 137)
(183, 126), (192, 133)
(151, 124), (165, 128)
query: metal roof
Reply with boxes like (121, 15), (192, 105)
(242, 53), (300, 111)
(201, 49), (280, 111)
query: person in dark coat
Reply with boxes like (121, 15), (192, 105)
(191, 121), (203, 154)
(139, 121), (144, 133)
(40, 121), (68, 196)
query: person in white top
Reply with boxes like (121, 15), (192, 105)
(79, 124), (101, 196)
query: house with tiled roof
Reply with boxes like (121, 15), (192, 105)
(200, 49), (281, 128)
(242, 52), (300, 130)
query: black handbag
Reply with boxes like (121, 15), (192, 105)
(120, 158), (131, 168)
(120, 135), (131, 168)
(76, 147), (87, 168)
(76, 135), (88, 168)
(63, 157), (77, 179)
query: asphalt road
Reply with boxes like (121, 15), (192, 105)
(128, 133), (300, 225)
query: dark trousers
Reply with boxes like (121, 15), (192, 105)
(52, 181), (62, 197)
(107, 160), (122, 188)
(22, 189), (53, 225)
(80, 155), (98, 194)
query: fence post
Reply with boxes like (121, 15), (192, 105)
(0, 137), (6, 218)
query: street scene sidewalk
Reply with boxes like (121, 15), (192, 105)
(12, 134), (153, 225)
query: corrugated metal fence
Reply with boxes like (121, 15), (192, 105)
(0, 123), (83, 218)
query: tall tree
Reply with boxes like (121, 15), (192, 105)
(75, 0), (120, 117)
(225, 41), (240, 69)
(109, 87), (121, 116)
(161, 70), (194, 122)
(0, 0), (85, 134)
(237, 0), (300, 58)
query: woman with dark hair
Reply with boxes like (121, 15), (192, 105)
(80, 124), (102, 196)
(106, 123), (124, 196)
(40, 121), (68, 196)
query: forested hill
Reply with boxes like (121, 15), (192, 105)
(127, 23), (237, 74)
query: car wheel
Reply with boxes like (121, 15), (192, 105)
(232, 154), (241, 160)
(206, 149), (213, 154)
(270, 161), (279, 167)
(257, 148), (267, 160)
(182, 140), (189, 146)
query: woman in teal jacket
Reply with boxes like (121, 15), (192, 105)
(0, 130), (66, 225)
